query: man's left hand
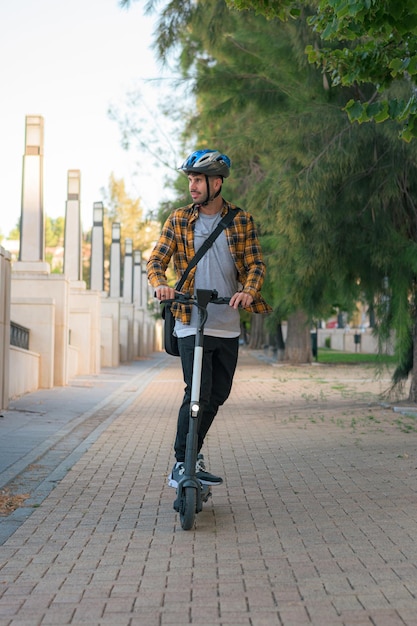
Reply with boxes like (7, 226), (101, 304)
(229, 292), (253, 309)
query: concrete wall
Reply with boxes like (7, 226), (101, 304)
(317, 328), (395, 355)
(11, 297), (55, 388)
(0, 246), (11, 409)
(11, 272), (70, 386)
(100, 298), (120, 367)
(69, 285), (101, 375)
(9, 346), (40, 399)
(120, 303), (134, 362)
(67, 345), (79, 380)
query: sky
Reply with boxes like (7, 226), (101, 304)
(0, 0), (181, 239)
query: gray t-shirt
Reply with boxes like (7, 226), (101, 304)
(175, 211), (241, 338)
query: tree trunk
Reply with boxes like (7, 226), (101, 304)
(262, 321), (285, 361)
(276, 322), (286, 362)
(284, 310), (312, 364)
(248, 313), (267, 349)
(408, 317), (417, 402)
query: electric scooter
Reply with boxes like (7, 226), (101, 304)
(163, 289), (230, 530)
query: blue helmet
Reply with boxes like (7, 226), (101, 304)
(179, 149), (231, 178)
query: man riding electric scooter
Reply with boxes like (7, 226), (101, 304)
(147, 148), (271, 493)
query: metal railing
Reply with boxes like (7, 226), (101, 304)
(10, 322), (30, 350)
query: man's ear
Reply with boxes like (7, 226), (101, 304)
(214, 176), (223, 190)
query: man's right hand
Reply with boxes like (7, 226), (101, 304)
(155, 286), (176, 301)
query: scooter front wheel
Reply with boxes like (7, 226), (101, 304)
(179, 486), (197, 530)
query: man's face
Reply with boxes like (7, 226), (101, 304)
(188, 173), (221, 203)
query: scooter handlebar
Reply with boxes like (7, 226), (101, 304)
(154, 290), (231, 306)
(210, 296), (231, 305)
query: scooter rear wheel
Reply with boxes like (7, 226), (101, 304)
(179, 486), (197, 530)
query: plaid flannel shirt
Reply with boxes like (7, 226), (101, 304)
(147, 201), (272, 324)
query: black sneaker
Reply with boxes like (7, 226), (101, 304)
(195, 454), (223, 486)
(168, 462), (185, 488)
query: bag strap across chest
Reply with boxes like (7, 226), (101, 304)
(176, 207), (240, 291)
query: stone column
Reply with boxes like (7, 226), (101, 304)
(122, 238), (133, 303)
(12, 116), (70, 388)
(18, 115), (49, 272)
(0, 246), (11, 409)
(141, 255), (149, 309)
(64, 170), (82, 282)
(90, 202), (104, 292)
(109, 222), (121, 298)
(133, 250), (142, 307)
(120, 238), (134, 362)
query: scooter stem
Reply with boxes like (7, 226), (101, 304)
(184, 289), (213, 477)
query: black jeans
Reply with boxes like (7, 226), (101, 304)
(174, 335), (239, 462)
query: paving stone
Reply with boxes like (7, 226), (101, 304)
(0, 351), (417, 624)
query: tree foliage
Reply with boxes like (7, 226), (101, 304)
(45, 216), (65, 248)
(101, 173), (160, 257)
(226, 0), (417, 140)
(123, 0), (417, 138)
(121, 0), (417, 391)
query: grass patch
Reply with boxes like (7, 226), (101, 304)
(394, 413), (417, 433)
(317, 348), (396, 365)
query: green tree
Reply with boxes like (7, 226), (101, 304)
(99, 173), (161, 290)
(7, 222), (20, 240)
(124, 1), (417, 136)
(101, 173), (160, 255)
(123, 0), (353, 358)
(45, 215), (65, 248)
(44, 216), (65, 273)
(123, 0), (417, 399)
(225, 0), (417, 139)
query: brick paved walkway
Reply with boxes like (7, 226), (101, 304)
(0, 350), (417, 625)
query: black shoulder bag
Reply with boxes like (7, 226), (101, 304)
(163, 207), (240, 356)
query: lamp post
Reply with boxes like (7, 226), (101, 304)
(109, 222), (121, 298)
(133, 250), (143, 307)
(93, 202), (103, 226)
(123, 238), (133, 303)
(90, 202), (104, 291)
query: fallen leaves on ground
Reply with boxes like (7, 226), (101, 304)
(0, 490), (29, 516)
